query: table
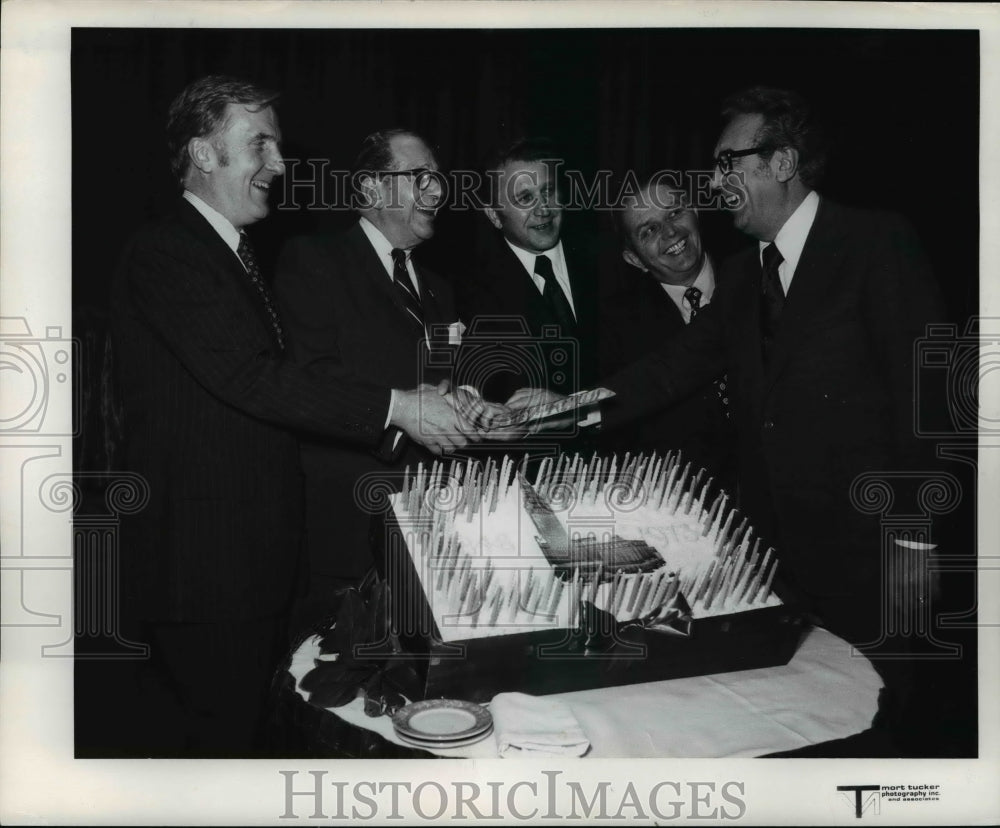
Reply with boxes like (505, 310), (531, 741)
(281, 625), (882, 758)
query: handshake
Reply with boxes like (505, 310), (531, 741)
(388, 381), (575, 455)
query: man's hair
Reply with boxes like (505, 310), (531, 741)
(166, 75), (279, 185)
(350, 129), (425, 201)
(720, 86), (828, 188)
(481, 137), (564, 208)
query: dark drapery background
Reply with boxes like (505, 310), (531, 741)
(72, 26), (980, 471)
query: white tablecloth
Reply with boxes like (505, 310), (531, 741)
(288, 626), (882, 758)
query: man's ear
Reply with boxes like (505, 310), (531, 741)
(772, 146), (800, 184)
(356, 174), (383, 210)
(484, 207), (502, 231)
(622, 249), (646, 272)
(188, 137), (216, 174)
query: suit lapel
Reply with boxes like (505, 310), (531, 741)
(562, 242), (591, 329)
(763, 199), (847, 391)
(724, 251), (767, 419)
(639, 274), (685, 329)
(345, 222), (426, 334)
(176, 198), (246, 281)
(175, 199), (279, 343)
(502, 242), (552, 328)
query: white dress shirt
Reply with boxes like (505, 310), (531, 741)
(355, 218), (479, 432)
(760, 189), (820, 294)
(358, 215), (423, 297)
(505, 239), (577, 319)
(659, 256), (716, 324)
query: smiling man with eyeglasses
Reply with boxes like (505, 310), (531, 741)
(274, 129), (493, 633)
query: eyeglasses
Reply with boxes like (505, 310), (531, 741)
(379, 167), (440, 191)
(713, 145), (772, 174)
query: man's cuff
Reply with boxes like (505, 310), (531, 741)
(385, 388), (398, 430)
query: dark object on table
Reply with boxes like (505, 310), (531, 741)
(299, 580), (422, 716)
(521, 473), (663, 580)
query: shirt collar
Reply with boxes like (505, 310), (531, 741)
(762, 189), (820, 279)
(183, 190), (242, 254)
(358, 215), (403, 278)
(505, 237), (566, 279)
(659, 255), (715, 304)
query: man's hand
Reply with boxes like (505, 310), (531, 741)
(390, 381), (483, 455)
(448, 387), (498, 430)
(446, 387), (536, 442)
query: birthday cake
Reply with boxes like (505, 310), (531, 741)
(377, 452), (801, 701)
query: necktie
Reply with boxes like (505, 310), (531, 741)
(391, 248), (425, 330)
(236, 232), (284, 349)
(760, 241), (785, 360)
(683, 284), (729, 418)
(534, 254), (576, 333)
(684, 285), (702, 320)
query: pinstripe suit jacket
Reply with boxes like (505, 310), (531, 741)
(112, 198), (391, 622)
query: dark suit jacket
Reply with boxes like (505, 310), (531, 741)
(601, 199), (945, 605)
(599, 267), (735, 488)
(111, 198), (390, 623)
(456, 228), (600, 402)
(274, 221), (460, 580)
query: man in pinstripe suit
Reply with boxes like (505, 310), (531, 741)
(111, 77), (480, 755)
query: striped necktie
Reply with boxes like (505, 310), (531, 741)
(390, 247), (425, 330)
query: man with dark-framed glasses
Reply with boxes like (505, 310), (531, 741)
(274, 129), (488, 632)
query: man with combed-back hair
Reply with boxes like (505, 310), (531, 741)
(112, 77), (479, 755)
(456, 138), (601, 404)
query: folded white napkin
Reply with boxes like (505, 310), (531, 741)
(490, 692), (590, 757)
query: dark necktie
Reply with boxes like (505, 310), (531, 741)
(684, 284), (730, 418)
(534, 254), (576, 333)
(236, 232), (284, 350)
(760, 241), (785, 360)
(390, 248), (425, 331)
(684, 285), (702, 320)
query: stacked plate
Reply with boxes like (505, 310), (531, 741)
(392, 699), (494, 750)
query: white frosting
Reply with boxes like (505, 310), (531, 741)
(390, 455), (781, 642)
